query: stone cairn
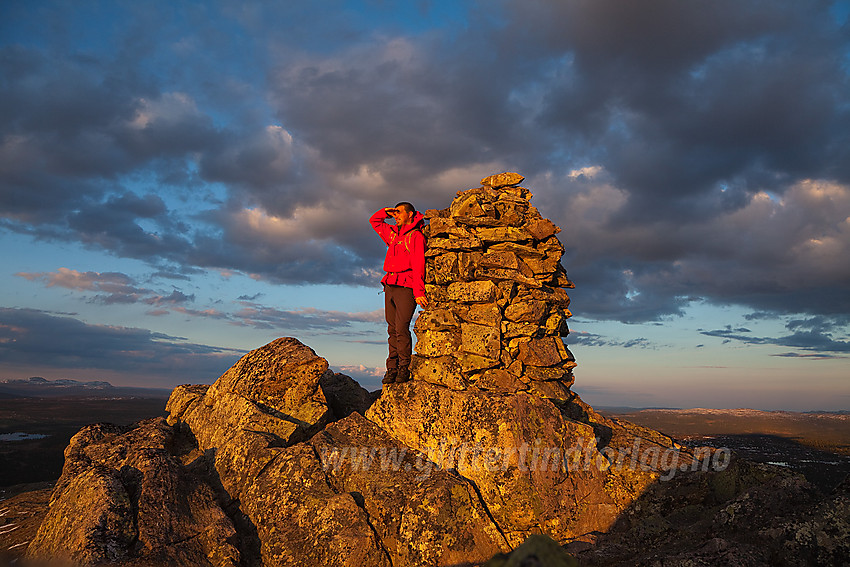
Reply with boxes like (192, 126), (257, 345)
(411, 172), (576, 399)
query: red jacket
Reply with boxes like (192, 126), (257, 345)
(370, 209), (426, 298)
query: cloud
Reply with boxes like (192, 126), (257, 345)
(269, 36), (506, 179)
(200, 125), (297, 191)
(771, 353), (844, 360)
(16, 268), (194, 306)
(236, 293), (264, 301)
(145, 290), (195, 306)
(166, 298), (385, 332)
(0, 44), (222, 224)
(16, 268), (148, 304)
(172, 307), (231, 320)
(565, 330), (654, 349)
(0, 308), (242, 385)
(507, 0), (850, 214)
(549, 175), (850, 321)
(335, 364), (383, 379)
(700, 316), (850, 355)
(64, 192), (194, 259)
(1, 0), (849, 332)
(232, 304), (385, 331)
(189, 202), (385, 287)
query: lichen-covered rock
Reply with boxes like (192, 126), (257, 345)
(412, 174), (575, 397)
(461, 321), (501, 359)
(481, 171), (525, 189)
(165, 335), (515, 566)
(236, 438), (390, 567)
(194, 409), (511, 566)
(410, 354), (469, 390)
(28, 467), (136, 564)
(516, 336), (568, 367)
(27, 418), (240, 566)
(310, 413), (510, 565)
(448, 280), (499, 303)
(167, 337), (333, 452)
(366, 382), (676, 547)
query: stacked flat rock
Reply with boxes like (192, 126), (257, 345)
(411, 172), (576, 398)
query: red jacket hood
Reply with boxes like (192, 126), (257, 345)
(398, 211), (425, 235)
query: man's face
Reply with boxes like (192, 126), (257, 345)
(391, 207), (415, 226)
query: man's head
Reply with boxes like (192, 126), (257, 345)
(390, 202), (416, 226)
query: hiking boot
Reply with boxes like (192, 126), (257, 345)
(382, 368), (398, 384)
(394, 366), (411, 383)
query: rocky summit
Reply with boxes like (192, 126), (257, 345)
(21, 174), (850, 566)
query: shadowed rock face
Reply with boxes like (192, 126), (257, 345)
(24, 174), (847, 566)
(572, 459), (850, 566)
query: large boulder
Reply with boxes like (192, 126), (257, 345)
(167, 337), (334, 452)
(235, 412), (510, 566)
(366, 382), (684, 547)
(26, 418), (240, 566)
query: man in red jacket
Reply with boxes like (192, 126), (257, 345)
(370, 202), (428, 385)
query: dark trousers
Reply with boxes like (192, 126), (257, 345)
(384, 284), (417, 369)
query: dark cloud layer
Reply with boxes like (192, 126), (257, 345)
(0, 308), (242, 384)
(1, 0), (849, 341)
(700, 315), (850, 356)
(511, 0), (850, 210)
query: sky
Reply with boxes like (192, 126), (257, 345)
(1, 0), (849, 411)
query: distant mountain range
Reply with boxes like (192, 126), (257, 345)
(0, 377), (171, 399)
